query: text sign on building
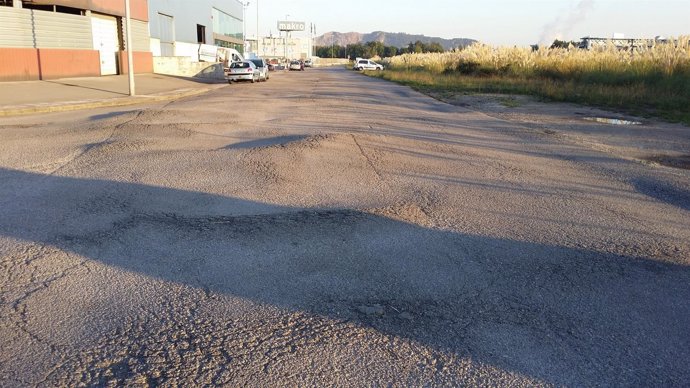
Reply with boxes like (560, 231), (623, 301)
(278, 21), (305, 32)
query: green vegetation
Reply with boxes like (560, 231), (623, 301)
(371, 38), (690, 124)
(314, 40), (445, 59)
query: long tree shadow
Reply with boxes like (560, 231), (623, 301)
(1, 167), (688, 386)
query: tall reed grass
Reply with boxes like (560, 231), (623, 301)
(375, 37), (690, 124)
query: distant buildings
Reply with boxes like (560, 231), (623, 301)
(579, 36), (671, 50)
(247, 35), (312, 60)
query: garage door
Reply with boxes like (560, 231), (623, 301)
(158, 13), (174, 56)
(91, 14), (119, 75)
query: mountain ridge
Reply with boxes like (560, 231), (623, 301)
(314, 31), (476, 50)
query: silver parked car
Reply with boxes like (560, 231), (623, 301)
(248, 58), (270, 81)
(226, 61), (260, 83)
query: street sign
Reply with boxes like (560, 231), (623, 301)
(277, 21), (305, 32)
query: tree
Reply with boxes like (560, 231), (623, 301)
(427, 42), (445, 53)
(383, 45), (399, 57)
(550, 39), (579, 49)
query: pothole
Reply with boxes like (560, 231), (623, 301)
(643, 155), (690, 170)
(224, 135), (309, 150)
(583, 117), (642, 125)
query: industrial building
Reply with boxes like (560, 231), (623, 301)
(0, 0), (152, 81)
(579, 36), (671, 50)
(0, 0), (245, 81)
(147, 0), (243, 60)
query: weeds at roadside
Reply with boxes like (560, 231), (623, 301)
(365, 38), (690, 125)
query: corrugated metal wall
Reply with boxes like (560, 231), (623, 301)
(121, 19), (151, 52)
(0, 7), (92, 49)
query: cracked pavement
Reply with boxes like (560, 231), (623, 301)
(0, 68), (689, 387)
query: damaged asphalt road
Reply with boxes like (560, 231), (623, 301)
(0, 68), (689, 387)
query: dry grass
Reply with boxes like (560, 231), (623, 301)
(374, 38), (690, 124)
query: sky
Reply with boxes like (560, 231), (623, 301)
(242, 0), (689, 46)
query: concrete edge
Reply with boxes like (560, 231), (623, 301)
(0, 86), (224, 117)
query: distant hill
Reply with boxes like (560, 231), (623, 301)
(314, 31), (476, 50)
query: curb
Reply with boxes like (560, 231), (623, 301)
(0, 86), (222, 117)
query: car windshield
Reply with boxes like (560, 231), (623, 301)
(291, 61), (300, 65)
(230, 62), (251, 68)
(250, 60), (264, 67)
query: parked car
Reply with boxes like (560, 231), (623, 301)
(226, 61), (260, 83)
(304, 58), (313, 67)
(248, 58), (269, 81)
(353, 59), (383, 71)
(289, 60), (304, 71)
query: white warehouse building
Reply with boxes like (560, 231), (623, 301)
(148, 0), (244, 61)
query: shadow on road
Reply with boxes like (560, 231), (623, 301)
(632, 177), (690, 211)
(1, 167), (688, 386)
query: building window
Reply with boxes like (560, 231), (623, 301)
(197, 24), (206, 44)
(17, 3), (84, 14)
(55, 5), (83, 15)
(0, 0), (13, 7)
(212, 8), (242, 41)
(22, 3), (53, 11)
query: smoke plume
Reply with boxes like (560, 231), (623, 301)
(539, 0), (594, 46)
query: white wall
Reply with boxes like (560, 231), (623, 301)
(150, 37), (162, 56)
(148, 0), (242, 44)
(174, 41), (200, 61)
(153, 56), (224, 78)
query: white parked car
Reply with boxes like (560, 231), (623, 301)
(226, 61), (260, 83)
(353, 59), (383, 71)
(289, 60), (304, 71)
(248, 58), (269, 81)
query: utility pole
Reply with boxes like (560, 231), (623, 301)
(256, 0), (260, 56)
(284, 14), (290, 60)
(242, 1), (249, 54)
(125, 0), (135, 96)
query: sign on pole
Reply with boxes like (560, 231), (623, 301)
(277, 21), (305, 32)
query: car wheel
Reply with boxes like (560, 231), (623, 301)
(251, 77), (255, 83)
(228, 80), (233, 84)
(357, 67), (363, 71)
